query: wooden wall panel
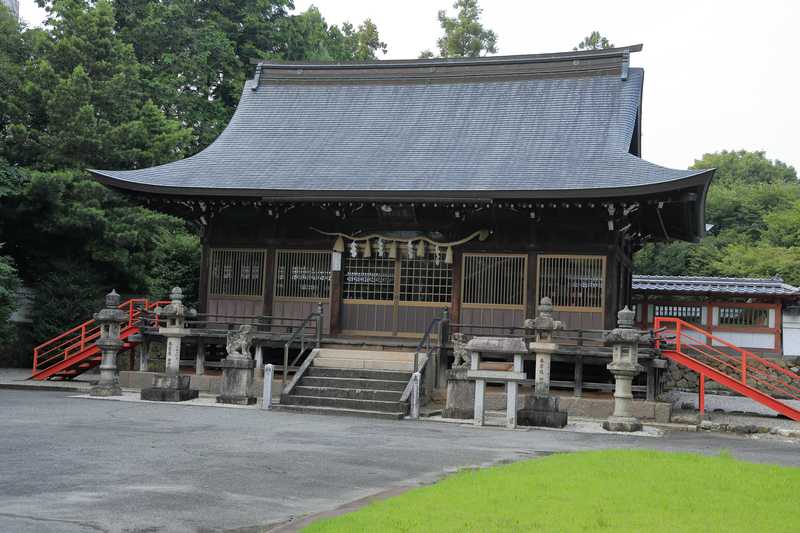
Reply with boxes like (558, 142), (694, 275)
(341, 302), (394, 335)
(272, 299), (331, 334)
(207, 297), (263, 319)
(460, 307), (525, 335)
(397, 305), (442, 335)
(553, 310), (604, 330)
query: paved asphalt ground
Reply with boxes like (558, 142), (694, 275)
(2, 390), (799, 533)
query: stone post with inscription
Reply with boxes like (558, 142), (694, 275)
(603, 306), (646, 432)
(89, 290), (127, 397)
(518, 297), (568, 428)
(141, 287), (198, 402)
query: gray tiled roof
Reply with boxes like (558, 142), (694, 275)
(91, 49), (711, 199)
(632, 275), (800, 297)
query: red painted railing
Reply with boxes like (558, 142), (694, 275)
(655, 317), (800, 420)
(32, 298), (168, 379)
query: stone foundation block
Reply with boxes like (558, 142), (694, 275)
(217, 357), (256, 405)
(141, 374), (198, 402)
(90, 382), (122, 397)
(442, 368), (475, 419)
(603, 416), (643, 432)
(517, 395), (568, 428)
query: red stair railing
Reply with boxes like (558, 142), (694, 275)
(654, 317), (800, 419)
(32, 298), (168, 378)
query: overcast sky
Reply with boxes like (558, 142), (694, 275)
(18, 0), (800, 172)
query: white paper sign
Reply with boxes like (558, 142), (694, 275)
(331, 251), (342, 272)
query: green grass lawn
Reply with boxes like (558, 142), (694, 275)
(303, 450), (800, 532)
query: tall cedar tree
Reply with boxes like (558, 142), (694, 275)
(419, 0), (497, 58)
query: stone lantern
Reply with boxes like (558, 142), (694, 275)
(89, 290), (127, 397)
(602, 306), (646, 432)
(518, 297), (568, 427)
(525, 297), (564, 397)
(140, 287), (198, 402)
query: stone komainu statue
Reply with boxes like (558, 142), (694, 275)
(451, 332), (471, 368)
(226, 324), (254, 359)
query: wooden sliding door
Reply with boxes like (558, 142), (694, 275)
(460, 253), (528, 333)
(206, 248), (267, 318)
(536, 254), (606, 329)
(272, 249), (332, 334)
(340, 248), (452, 337)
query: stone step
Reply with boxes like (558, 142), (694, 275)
(313, 357), (420, 371)
(316, 349), (418, 361)
(293, 385), (403, 402)
(282, 394), (408, 414)
(300, 376), (408, 392)
(306, 366), (411, 382)
(274, 404), (406, 420)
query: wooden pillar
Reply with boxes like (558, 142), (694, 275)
(775, 301), (783, 353)
(450, 249), (463, 324)
(195, 341), (205, 376)
(329, 256), (343, 335)
(197, 239), (211, 314)
(263, 249), (276, 317)
(603, 249), (619, 329)
(646, 363), (656, 401)
(526, 251), (538, 319)
(706, 300), (714, 345)
(573, 354), (584, 398)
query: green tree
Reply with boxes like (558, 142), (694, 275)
(283, 7), (386, 62)
(420, 0), (497, 58)
(574, 31), (613, 51)
(0, 254), (20, 345)
(634, 150), (800, 282)
(692, 150), (797, 185)
(2, 0), (194, 169)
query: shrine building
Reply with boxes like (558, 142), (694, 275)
(90, 45), (714, 340)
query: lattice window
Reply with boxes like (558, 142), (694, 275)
(537, 255), (604, 311)
(274, 250), (331, 300)
(400, 250), (453, 304)
(718, 307), (770, 327)
(462, 254), (527, 307)
(209, 248), (266, 297)
(344, 255), (395, 301)
(653, 304), (703, 325)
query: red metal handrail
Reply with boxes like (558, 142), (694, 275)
(32, 298), (169, 376)
(655, 317), (800, 401)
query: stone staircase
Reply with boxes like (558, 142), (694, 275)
(278, 349), (424, 419)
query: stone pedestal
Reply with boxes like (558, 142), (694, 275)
(602, 364), (642, 432)
(140, 287), (198, 402)
(217, 325), (257, 405)
(141, 374), (197, 402)
(90, 290), (126, 397)
(217, 357), (257, 405)
(517, 395), (568, 428)
(442, 368), (475, 419)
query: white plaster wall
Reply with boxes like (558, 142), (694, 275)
(712, 331), (775, 350)
(782, 311), (800, 357)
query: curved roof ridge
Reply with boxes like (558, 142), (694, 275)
(251, 44), (644, 69)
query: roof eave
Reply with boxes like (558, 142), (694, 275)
(88, 168), (714, 202)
